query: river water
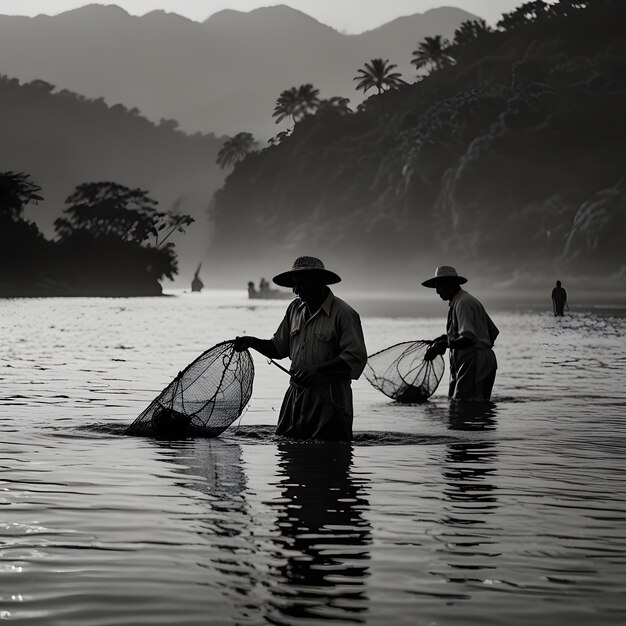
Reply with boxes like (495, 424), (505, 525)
(1, 290), (625, 625)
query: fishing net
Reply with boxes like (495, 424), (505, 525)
(125, 340), (254, 438)
(364, 341), (445, 403)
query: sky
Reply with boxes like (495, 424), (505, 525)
(0, 0), (527, 32)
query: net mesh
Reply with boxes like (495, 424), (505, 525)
(125, 341), (254, 437)
(364, 341), (445, 403)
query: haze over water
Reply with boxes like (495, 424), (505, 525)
(1, 291), (625, 624)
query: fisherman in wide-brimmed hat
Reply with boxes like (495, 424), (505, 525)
(423, 266), (499, 400)
(234, 256), (367, 441)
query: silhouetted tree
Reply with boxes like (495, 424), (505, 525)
(353, 58), (406, 94)
(0, 171), (43, 220)
(453, 19), (491, 49)
(316, 97), (352, 116)
(497, 1), (550, 30)
(55, 182), (193, 248)
(272, 84), (320, 124)
(217, 132), (258, 169)
(411, 36), (454, 74)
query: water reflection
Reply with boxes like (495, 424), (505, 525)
(162, 439), (248, 535)
(265, 442), (372, 624)
(158, 439), (259, 618)
(437, 402), (501, 585)
(447, 400), (498, 431)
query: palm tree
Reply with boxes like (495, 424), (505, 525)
(272, 83), (320, 125)
(216, 132), (258, 169)
(353, 58), (406, 95)
(411, 35), (454, 74)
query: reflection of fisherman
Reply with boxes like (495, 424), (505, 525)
(551, 280), (568, 316)
(424, 266), (499, 401)
(267, 442), (370, 621)
(234, 256), (367, 440)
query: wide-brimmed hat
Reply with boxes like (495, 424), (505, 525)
(421, 265), (467, 288)
(273, 256), (341, 287)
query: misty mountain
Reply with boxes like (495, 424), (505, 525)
(208, 1), (626, 291)
(0, 4), (476, 137)
(0, 76), (225, 285)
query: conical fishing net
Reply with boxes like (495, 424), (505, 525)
(364, 341), (445, 403)
(125, 341), (254, 438)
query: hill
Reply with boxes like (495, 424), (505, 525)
(0, 76), (224, 286)
(207, 0), (626, 292)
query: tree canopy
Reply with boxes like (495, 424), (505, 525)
(0, 171), (43, 221)
(353, 58), (406, 94)
(272, 84), (321, 125)
(217, 132), (258, 169)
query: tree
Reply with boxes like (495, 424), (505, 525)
(54, 182), (194, 288)
(453, 19), (491, 49)
(353, 58), (406, 94)
(272, 83), (320, 125)
(411, 36), (455, 74)
(497, 1), (549, 30)
(55, 182), (193, 248)
(216, 132), (258, 169)
(0, 171), (43, 221)
(317, 97), (352, 116)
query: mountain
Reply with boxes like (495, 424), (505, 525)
(0, 76), (225, 286)
(0, 4), (477, 137)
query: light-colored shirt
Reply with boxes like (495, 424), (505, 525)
(447, 289), (499, 349)
(271, 289), (367, 379)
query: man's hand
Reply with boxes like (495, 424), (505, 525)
(291, 364), (320, 386)
(425, 339), (447, 361)
(233, 336), (256, 352)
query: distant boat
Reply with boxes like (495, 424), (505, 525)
(191, 264), (204, 292)
(247, 280), (292, 300)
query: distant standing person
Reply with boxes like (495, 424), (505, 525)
(423, 266), (499, 401)
(234, 256), (367, 441)
(552, 280), (568, 316)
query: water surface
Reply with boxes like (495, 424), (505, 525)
(1, 291), (625, 625)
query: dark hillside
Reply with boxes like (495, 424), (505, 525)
(0, 77), (224, 283)
(209, 0), (626, 290)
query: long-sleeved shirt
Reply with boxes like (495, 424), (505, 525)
(447, 289), (499, 349)
(271, 289), (367, 380)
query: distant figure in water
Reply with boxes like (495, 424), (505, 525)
(234, 256), (367, 441)
(259, 277), (269, 293)
(552, 280), (568, 316)
(191, 264), (204, 292)
(423, 266), (499, 401)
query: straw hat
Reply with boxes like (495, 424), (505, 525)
(421, 266), (467, 288)
(273, 256), (341, 287)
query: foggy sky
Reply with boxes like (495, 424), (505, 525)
(0, 0), (529, 32)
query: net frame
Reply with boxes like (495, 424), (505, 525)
(364, 340), (445, 403)
(125, 341), (254, 437)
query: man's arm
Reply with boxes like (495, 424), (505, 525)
(234, 336), (281, 359)
(424, 334), (473, 361)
